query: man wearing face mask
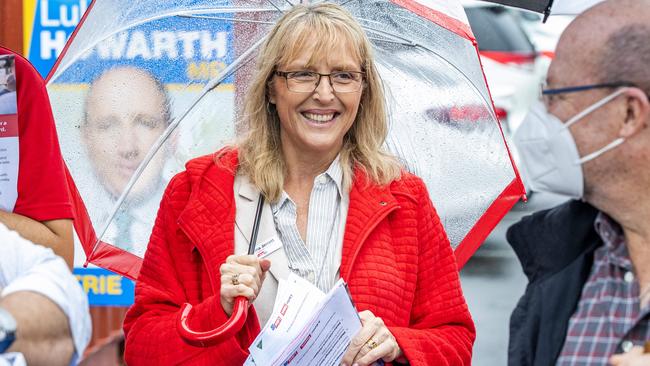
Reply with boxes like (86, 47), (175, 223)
(509, 1), (650, 365)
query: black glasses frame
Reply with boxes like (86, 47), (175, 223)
(541, 81), (636, 96)
(540, 81), (641, 107)
(274, 70), (365, 93)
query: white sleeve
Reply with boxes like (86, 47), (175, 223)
(0, 353), (26, 366)
(0, 223), (91, 364)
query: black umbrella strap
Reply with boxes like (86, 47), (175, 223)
(543, 0), (555, 22)
(248, 194), (265, 255)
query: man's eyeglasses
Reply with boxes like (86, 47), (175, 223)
(275, 70), (365, 93)
(540, 81), (636, 108)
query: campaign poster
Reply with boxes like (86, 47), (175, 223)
(23, 0), (90, 77)
(47, 10), (236, 303)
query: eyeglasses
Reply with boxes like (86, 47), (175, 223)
(540, 81), (636, 108)
(275, 70), (364, 93)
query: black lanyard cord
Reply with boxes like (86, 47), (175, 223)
(248, 193), (265, 255)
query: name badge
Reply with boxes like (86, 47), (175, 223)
(254, 236), (282, 258)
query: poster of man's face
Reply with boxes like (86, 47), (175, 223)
(0, 55), (17, 116)
(81, 66), (170, 200)
(46, 15), (237, 260)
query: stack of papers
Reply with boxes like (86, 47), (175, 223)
(245, 273), (361, 366)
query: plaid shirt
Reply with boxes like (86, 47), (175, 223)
(556, 213), (650, 365)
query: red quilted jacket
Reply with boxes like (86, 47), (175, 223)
(123, 150), (475, 365)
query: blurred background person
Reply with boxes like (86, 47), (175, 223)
(510, 0), (650, 365)
(0, 46), (74, 268)
(0, 222), (91, 366)
(80, 66), (171, 257)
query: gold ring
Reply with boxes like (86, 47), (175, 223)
(232, 273), (240, 286)
(366, 339), (379, 350)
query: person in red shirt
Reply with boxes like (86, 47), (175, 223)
(0, 46), (74, 267)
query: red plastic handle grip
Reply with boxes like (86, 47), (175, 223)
(177, 296), (249, 347)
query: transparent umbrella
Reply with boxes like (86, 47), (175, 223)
(47, 0), (524, 283)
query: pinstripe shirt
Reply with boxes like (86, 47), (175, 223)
(556, 213), (650, 365)
(271, 157), (348, 293)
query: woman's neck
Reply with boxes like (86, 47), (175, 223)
(282, 146), (339, 189)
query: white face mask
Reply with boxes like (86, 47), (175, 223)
(514, 89), (626, 198)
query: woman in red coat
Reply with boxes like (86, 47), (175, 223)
(123, 3), (474, 365)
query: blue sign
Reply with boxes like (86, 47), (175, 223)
(73, 267), (134, 306)
(24, 0), (90, 77)
(53, 12), (234, 85)
(26, 0), (235, 84)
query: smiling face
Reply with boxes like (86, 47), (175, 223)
(269, 39), (363, 163)
(82, 67), (169, 199)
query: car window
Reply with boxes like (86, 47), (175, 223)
(465, 6), (535, 53)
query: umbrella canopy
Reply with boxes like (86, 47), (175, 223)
(483, 0), (604, 17)
(47, 0), (524, 280)
(484, 0), (552, 13)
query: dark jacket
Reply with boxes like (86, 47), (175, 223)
(507, 200), (602, 366)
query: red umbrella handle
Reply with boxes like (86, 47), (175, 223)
(177, 296), (249, 347)
(177, 195), (264, 347)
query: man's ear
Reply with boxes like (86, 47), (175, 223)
(620, 87), (649, 138)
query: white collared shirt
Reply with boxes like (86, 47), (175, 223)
(0, 223), (91, 365)
(270, 157), (349, 292)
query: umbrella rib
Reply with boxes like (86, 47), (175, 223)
(338, 0), (357, 7)
(95, 35), (269, 246)
(361, 24), (418, 46)
(362, 24), (495, 114)
(264, 0), (285, 14)
(179, 14), (275, 25)
(367, 37), (416, 47)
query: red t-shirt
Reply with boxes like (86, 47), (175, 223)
(0, 46), (73, 221)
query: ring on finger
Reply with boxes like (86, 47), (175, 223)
(366, 339), (379, 350)
(232, 273), (240, 286)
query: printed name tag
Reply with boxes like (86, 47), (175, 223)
(254, 236), (282, 258)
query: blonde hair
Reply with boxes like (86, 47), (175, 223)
(237, 3), (401, 202)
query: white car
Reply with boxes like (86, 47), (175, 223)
(512, 11), (574, 87)
(462, 1), (545, 132)
(462, 1), (546, 193)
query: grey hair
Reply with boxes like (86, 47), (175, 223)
(598, 24), (650, 96)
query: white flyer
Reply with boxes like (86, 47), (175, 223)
(0, 54), (19, 212)
(273, 280), (361, 366)
(247, 274), (361, 366)
(249, 273), (324, 365)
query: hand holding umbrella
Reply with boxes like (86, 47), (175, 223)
(178, 196), (269, 347)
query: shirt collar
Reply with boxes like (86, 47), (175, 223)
(594, 211), (630, 269)
(271, 155), (344, 215)
(321, 154), (343, 196)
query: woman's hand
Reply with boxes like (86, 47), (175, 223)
(609, 346), (650, 366)
(340, 310), (403, 366)
(219, 255), (271, 316)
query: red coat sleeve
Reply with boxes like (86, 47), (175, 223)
(389, 182), (475, 365)
(123, 175), (259, 365)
